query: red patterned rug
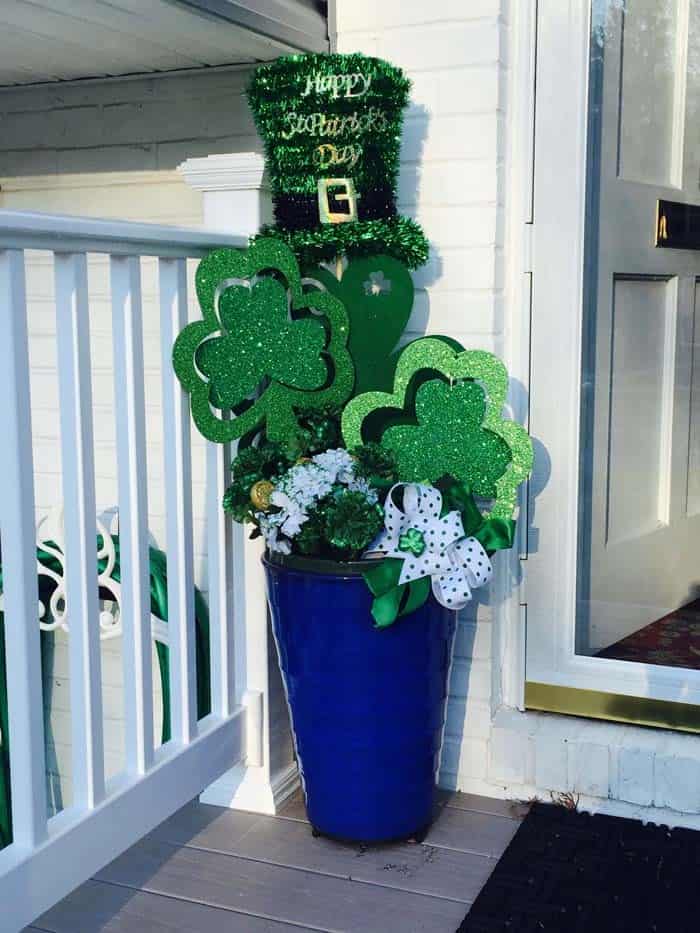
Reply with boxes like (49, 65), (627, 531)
(597, 598), (700, 670)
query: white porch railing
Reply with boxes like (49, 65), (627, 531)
(0, 209), (248, 932)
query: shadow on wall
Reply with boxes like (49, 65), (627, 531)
(389, 97), (549, 784)
(400, 103), (444, 292)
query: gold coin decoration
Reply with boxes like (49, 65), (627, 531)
(250, 480), (274, 511)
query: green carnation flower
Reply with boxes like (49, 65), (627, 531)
(321, 489), (384, 559)
(351, 442), (398, 483)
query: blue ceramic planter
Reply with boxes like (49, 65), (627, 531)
(263, 554), (456, 844)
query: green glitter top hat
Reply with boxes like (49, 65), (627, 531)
(246, 52), (429, 269)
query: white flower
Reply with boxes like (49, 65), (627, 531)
(347, 476), (379, 503)
(312, 448), (355, 484)
(258, 449), (381, 556)
(270, 490), (308, 536)
(258, 512), (291, 554)
(280, 462), (333, 506)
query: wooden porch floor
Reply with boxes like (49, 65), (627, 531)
(28, 789), (527, 933)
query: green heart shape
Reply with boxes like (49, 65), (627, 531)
(305, 255), (413, 394)
(341, 337), (533, 520)
(173, 239), (354, 447)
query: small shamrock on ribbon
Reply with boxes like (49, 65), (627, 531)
(398, 527), (426, 557)
(382, 380), (512, 498)
(363, 482), (494, 627)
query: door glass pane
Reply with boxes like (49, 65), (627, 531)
(687, 283), (700, 514)
(606, 277), (672, 547)
(617, 0), (682, 187)
(577, 1), (700, 671)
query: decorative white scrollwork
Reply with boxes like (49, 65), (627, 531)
(35, 508), (123, 640)
(19, 507), (167, 645)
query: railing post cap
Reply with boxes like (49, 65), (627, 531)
(178, 152), (268, 193)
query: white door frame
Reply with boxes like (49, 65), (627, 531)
(526, 0), (700, 709)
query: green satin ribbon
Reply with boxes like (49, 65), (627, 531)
(441, 480), (515, 554)
(364, 558), (430, 628)
(363, 481), (516, 629)
(0, 536), (211, 850)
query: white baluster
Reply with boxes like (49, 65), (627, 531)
(0, 249), (48, 846)
(159, 258), (196, 744)
(110, 255), (154, 774)
(54, 252), (105, 808)
(207, 440), (235, 718)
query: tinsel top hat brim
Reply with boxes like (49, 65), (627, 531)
(252, 216), (428, 271)
(246, 52), (429, 269)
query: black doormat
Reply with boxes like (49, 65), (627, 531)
(457, 802), (700, 933)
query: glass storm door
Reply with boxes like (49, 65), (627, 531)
(526, 0), (700, 728)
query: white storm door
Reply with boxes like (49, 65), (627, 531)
(526, 0), (700, 711)
(583, 1), (700, 655)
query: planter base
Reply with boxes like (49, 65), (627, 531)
(310, 821), (432, 847)
(264, 554), (456, 845)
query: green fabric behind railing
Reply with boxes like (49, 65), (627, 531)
(0, 536), (211, 849)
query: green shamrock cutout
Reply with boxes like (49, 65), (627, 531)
(382, 380), (512, 498)
(173, 239), (353, 447)
(305, 255), (413, 394)
(195, 278), (326, 408)
(342, 337), (534, 520)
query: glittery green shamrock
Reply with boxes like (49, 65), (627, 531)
(195, 278), (326, 408)
(381, 380), (511, 498)
(341, 337), (533, 520)
(172, 239), (354, 447)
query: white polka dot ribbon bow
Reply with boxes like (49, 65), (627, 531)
(365, 483), (493, 610)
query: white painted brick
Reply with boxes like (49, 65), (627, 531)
(342, 22), (501, 73)
(459, 599), (493, 625)
(618, 747), (654, 807)
(413, 246), (502, 292)
(405, 205), (500, 248)
(336, 0), (504, 32)
(408, 289), (503, 336)
(453, 618), (492, 660)
(408, 66), (501, 117)
(449, 658), (492, 702)
(398, 160), (500, 208)
(402, 332), (500, 360)
(441, 735), (489, 782)
(445, 697), (493, 740)
(654, 756), (700, 814)
(402, 113), (499, 162)
(488, 726), (529, 784)
(534, 735), (569, 792)
(571, 743), (610, 799)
